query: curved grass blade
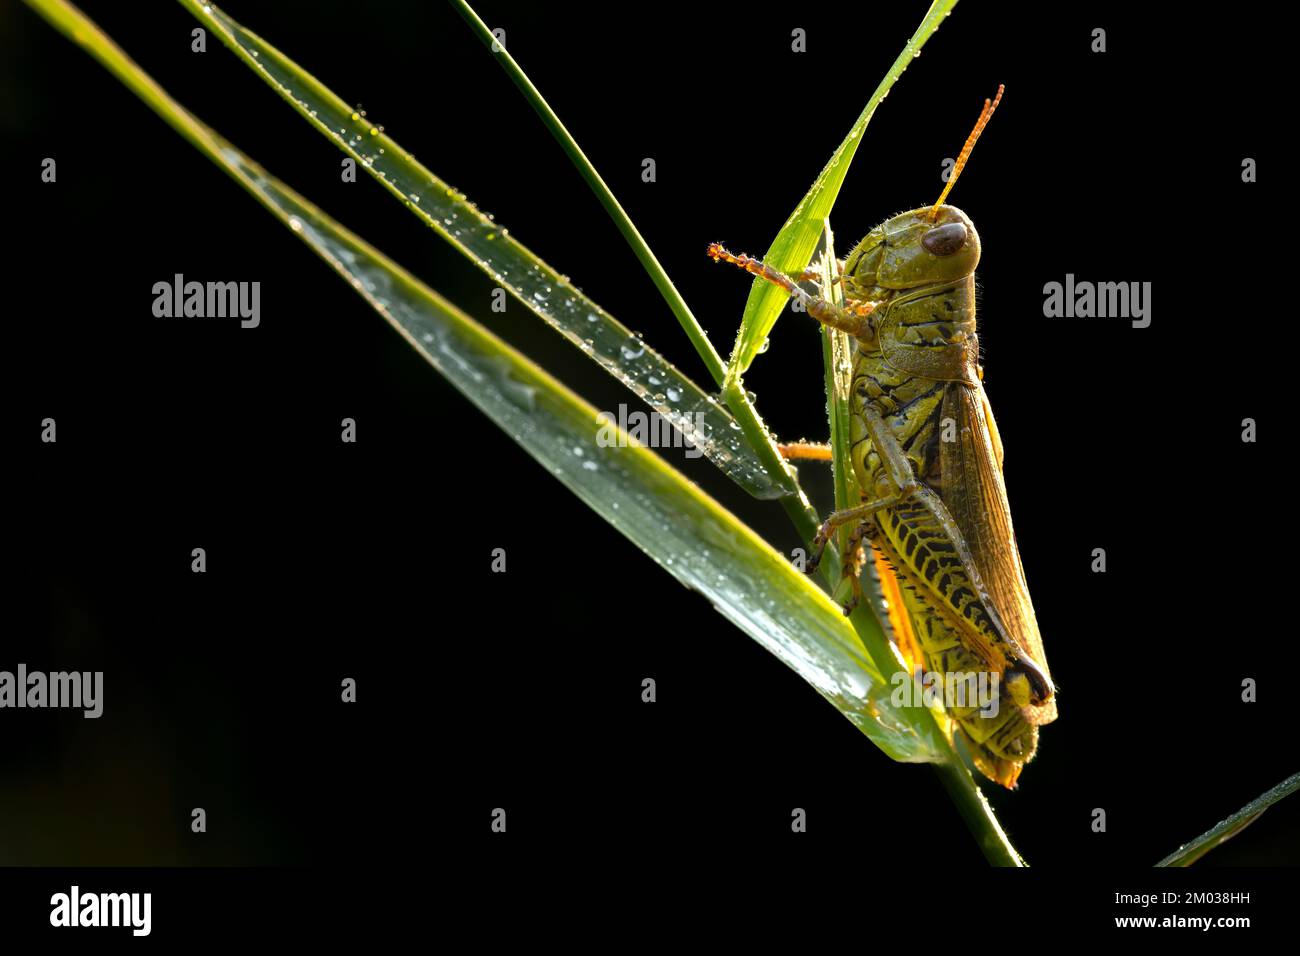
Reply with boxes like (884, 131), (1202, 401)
(24, 0), (945, 764)
(445, 1), (820, 542)
(726, 0), (960, 382)
(812, 225), (899, 667)
(178, 0), (797, 501)
(450, 0), (727, 389)
(1157, 771), (1300, 866)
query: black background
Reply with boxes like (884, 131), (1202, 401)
(1, 0), (1292, 927)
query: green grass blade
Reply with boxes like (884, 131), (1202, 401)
(1157, 771), (1300, 866)
(449, 0), (727, 389)
(24, 0), (947, 765)
(178, 0), (796, 501)
(726, 0), (959, 382)
(812, 228), (892, 658)
(446, 0), (820, 531)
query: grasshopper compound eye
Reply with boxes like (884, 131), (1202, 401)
(922, 221), (968, 256)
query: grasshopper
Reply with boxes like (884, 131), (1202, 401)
(710, 87), (1056, 787)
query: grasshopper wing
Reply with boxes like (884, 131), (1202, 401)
(941, 382), (1057, 726)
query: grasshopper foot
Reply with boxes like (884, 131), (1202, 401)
(807, 529), (831, 574)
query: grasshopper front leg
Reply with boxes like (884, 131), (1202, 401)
(707, 243), (880, 340)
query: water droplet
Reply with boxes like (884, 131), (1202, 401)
(351, 111), (360, 121)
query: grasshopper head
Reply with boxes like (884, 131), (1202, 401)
(846, 85), (1002, 294)
(845, 205), (981, 290)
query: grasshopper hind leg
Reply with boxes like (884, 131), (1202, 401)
(836, 520), (876, 616)
(807, 493), (906, 574)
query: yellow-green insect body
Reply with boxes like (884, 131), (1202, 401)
(709, 87), (1054, 787)
(840, 204), (1055, 787)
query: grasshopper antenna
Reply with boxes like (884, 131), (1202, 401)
(929, 84), (1003, 221)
